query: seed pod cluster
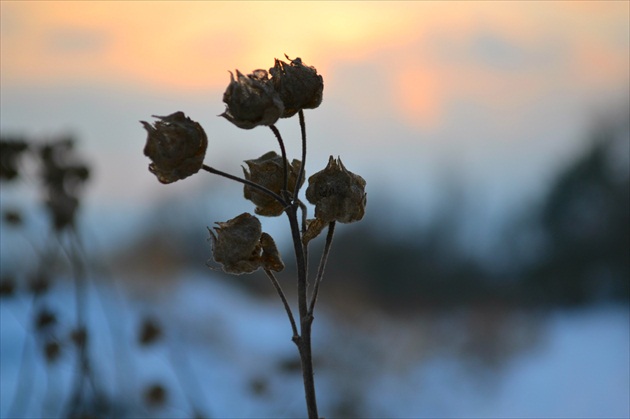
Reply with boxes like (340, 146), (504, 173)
(270, 56), (324, 118)
(242, 151), (303, 216)
(208, 213), (284, 275)
(141, 112), (207, 184)
(306, 156), (367, 224)
(222, 56), (323, 128)
(221, 70), (284, 129)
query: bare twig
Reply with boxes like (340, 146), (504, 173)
(264, 270), (299, 340)
(308, 221), (336, 315)
(202, 164), (288, 207)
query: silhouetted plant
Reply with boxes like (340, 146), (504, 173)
(2, 135), (213, 418)
(141, 55), (367, 419)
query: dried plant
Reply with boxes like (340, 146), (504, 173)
(141, 55), (367, 418)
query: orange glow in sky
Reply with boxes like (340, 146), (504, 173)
(1, 1), (628, 129)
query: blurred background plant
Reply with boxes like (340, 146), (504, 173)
(0, 136), (209, 418)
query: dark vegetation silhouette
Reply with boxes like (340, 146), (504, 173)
(1, 136), (209, 418)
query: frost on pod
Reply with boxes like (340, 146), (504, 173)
(141, 112), (208, 184)
(242, 151), (303, 216)
(221, 69), (284, 129)
(208, 213), (284, 275)
(306, 156), (367, 224)
(269, 56), (324, 118)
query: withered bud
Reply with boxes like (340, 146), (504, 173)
(306, 156), (367, 224)
(260, 232), (284, 272)
(70, 327), (88, 347)
(270, 55), (323, 118)
(44, 340), (61, 364)
(0, 139), (28, 181)
(3, 209), (23, 226)
(139, 318), (162, 346)
(242, 151), (303, 216)
(144, 383), (167, 408)
(302, 218), (328, 245)
(221, 70), (284, 129)
(208, 213), (284, 274)
(35, 308), (57, 331)
(0, 276), (16, 298)
(46, 191), (79, 231)
(141, 112), (207, 184)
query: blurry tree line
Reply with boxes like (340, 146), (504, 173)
(326, 115), (629, 310)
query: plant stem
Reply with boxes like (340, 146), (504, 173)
(264, 270), (299, 340)
(286, 204), (319, 419)
(201, 164), (287, 207)
(294, 110), (307, 199)
(308, 221), (336, 315)
(269, 125), (290, 200)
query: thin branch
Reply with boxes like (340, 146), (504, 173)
(294, 110), (307, 201)
(269, 125), (289, 200)
(201, 164), (287, 207)
(308, 221), (336, 315)
(264, 269), (299, 340)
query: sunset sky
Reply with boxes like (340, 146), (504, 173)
(1, 1), (628, 246)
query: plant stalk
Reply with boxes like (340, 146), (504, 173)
(286, 204), (319, 419)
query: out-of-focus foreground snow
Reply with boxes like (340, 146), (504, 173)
(1, 272), (628, 418)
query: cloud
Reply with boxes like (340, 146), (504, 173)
(45, 26), (109, 55)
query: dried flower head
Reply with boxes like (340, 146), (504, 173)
(306, 156), (366, 224)
(70, 327), (88, 347)
(260, 232), (284, 272)
(144, 383), (167, 408)
(38, 139), (90, 230)
(139, 318), (162, 346)
(208, 213), (284, 275)
(0, 276), (16, 298)
(221, 70), (284, 129)
(46, 191), (79, 231)
(141, 112), (207, 184)
(44, 340), (61, 364)
(270, 55), (323, 118)
(242, 151), (303, 216)
(35, 308), (57, 331)
(0, 138), (28, 181)
(3, 209), (22, 226)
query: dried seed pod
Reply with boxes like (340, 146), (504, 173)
(269, 55), (323, 118)
(44, 340), (61, 364)
(141, 112), (207, 184)
(306, 156), (367, 224)
(0, 138), (28, 181)
(35, 308), (57, 331)
(3, 209), (23, 226)
(242, 151), (303, 216)
(144, 383), (167, 408)
(260, 232), (284, 272)
(302, 218), (328, 245)
(221, 69), (284, 129)
(208, 213), (284, 274)
(0, 276), (16, 298)
(209, 213), (264, 274)
(139, 317), (162, 346)
(70, 327), (88, 347)
(45, 190), (79, 231)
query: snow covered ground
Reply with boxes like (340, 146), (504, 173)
(1, 272), (628, 418)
